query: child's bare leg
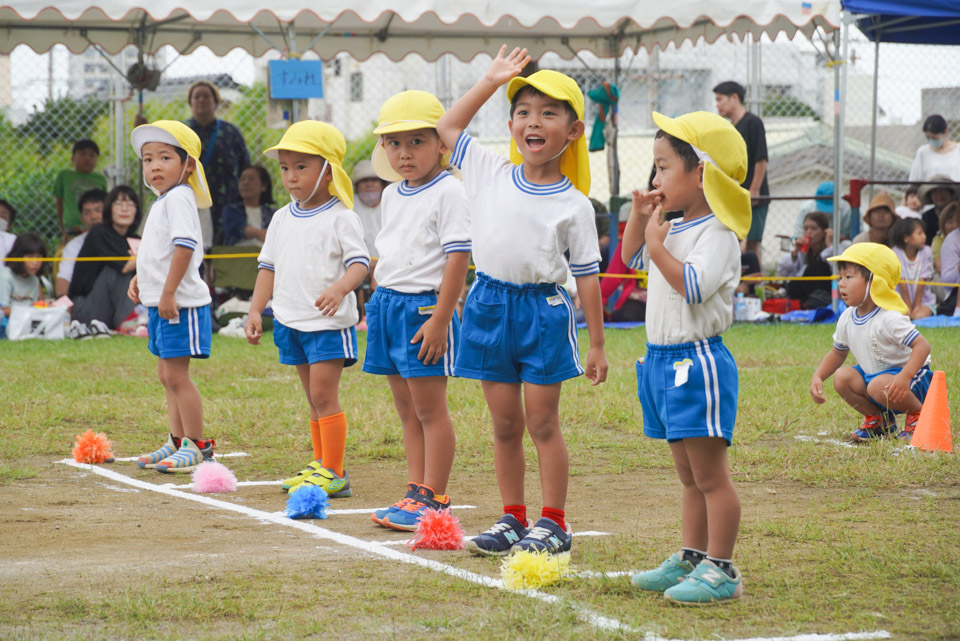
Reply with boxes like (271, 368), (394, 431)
(388, 375), (424, 485)
(669, 441), (708, 553)
(867, 374), (923, 414)
(833, 366), (879, 415)
(307, 360), (344, 416)
(406, 376), (455, 494)
(910, 306), (933, 320)
(684, 437), (739, 560)
(295, 363), (320, 420)
(159, 356), (203, 441)
(523, 381), (567, 510)
(481, 381), (526, 507)
(158, 358), (184, 438)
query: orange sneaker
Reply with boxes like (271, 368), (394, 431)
(847, 413), (898, 443)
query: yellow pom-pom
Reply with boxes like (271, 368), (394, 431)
(501, 550), (571, 590)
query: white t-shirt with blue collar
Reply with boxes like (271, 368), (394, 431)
(373, 171), (471, 293)
(450, 133), (599, 285)
(628, 214), (741, 345)
(258, 197), (369, 331)
(832, 306), (929, 375)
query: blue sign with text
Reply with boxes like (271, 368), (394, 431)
(269, 60), (324, 99)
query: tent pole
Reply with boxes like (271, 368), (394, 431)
(831, 20), (849, 312)
(867, 38), (879, 206)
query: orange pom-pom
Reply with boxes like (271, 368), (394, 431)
(71, 429), (115, 464)
(406, 508), (465, 551)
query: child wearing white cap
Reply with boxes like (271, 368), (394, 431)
(128, 120), (216, 473)
(245, 120), (370, 499)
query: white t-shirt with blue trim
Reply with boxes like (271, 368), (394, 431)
(832, 306), (929, 375)
(450, 133), (599, 285)
(628, 214), (740, 345)
(258, 197), (370, 331)
(137, 185), (211, 308)
(373, 171), (471, 293)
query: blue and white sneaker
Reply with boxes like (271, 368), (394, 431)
(466, 514), (532, 556)
(510, 517), (572, 555)
(631, 552), (696, 592)
(663, 559), (743, 606)
(380, 486), (451, 532)
(371, 482), (420, 526)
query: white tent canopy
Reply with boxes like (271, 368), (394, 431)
(2, 1), (839, 59)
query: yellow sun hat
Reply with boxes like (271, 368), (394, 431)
(506, 70), (590, 196)
(130, 120), (212, 209)
(827, 242), (908, 314)
(263, 120), (354, 210)
(371, 90), (450, 182)
(651, 111), (752, 239)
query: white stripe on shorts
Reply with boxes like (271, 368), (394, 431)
(693, 340), (717, 438)
(340, 329), (350, 359)
(702, 339), (722, 436)
(187, 308), (197, 356)
(556, 284), (584, 375)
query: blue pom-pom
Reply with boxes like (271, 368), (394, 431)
(285, 485), (330, 519)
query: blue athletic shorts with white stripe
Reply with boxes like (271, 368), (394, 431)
(636, 336), (738, 445)
(273, 321), (358, 367)
(854, 364), (933, 414)
(362, 287), (459, 378)
(454, 272), (583, 385)
(147, 305), (212, 359)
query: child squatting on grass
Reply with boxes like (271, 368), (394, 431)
(363, 91), (471, 532)
(437, 46), (608, 557)
(245, 121), (370, 498)
(620, 111), (749, 605)
(810, 242), (933, 444)
(128, 121), (216, 473)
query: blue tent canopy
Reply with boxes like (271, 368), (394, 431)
(843, 0), (960, 44)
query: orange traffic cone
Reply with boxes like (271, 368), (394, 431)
(911, 371), (953, 453)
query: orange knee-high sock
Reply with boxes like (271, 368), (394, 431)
(318, 411), (347, 477)
(309, 419), (322, 461)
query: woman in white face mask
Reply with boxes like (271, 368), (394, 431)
(909, 114), (960, 187)
(0, 199), (17, 258)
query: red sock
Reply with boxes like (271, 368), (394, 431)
(504, 504), (526, 524)
(541, 507), (566, 531)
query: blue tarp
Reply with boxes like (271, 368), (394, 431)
(843, 0), (960, 44)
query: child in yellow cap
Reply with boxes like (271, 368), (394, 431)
(244, 120), (369, 498)
(364, 90), (471, 531)
(620, 110), (750, 604)
(811, 242), (932, 443)
(436, 47), (608, 556)
(128, 120), (216, 473)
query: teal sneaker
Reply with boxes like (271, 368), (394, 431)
(663, 559), (743, 606)
(631, 552), (695, 592)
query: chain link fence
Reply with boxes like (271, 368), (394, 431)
(3, 35), (959, 270)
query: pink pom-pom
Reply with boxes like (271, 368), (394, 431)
(191, 461), (237, 493)
(134, 325), (149, 338)
(406, 508), (465, 551)
(72, 429), (114, 464)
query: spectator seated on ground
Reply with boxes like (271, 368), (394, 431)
(0, 199), (18, 257)
(221, 165), (275, 247)
(68, 186), (141, 330)
(792, 181), (852, 241)
(853, 192), (899, 246)
(777, 212), (840, 309)
(55, 188), (105, 297)
(932, 201), (958, 276)
(917, 174), (958, 247)
(736, 250), (761, 297)
(938, 217), (960, 316)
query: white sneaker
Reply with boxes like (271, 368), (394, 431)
(88, 319), (112, 338)
(218, 316), (247, 338)
(215, 297), (251, 318)
(68, 320), (92, 340)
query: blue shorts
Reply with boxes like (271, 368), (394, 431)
(637, 336), (738, 445)
(362, 287), (460, 378)
(147, 305), (211, 360)
(273, 321), (358, 367)
(454, 272), (583, 385)
(854, 364), (933, 414)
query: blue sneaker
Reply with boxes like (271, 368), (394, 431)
(371, 483), (420, 526)
(466, 514), (531, 556)
(663, 559), (743, 606)
(510, 517), (572, 555)
(631, 552), (696, 592)
(380, 486), (451, 532)
(847, 412), (898, 443)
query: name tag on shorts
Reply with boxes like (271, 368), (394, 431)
(418, 305), (435, 316)
(673, 358), (693, 387)
(546, 294), (564, 307)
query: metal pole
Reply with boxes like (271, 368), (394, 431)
(288, 23), (300, 123)
(831, 22), (848, 311)
(867, 38), (879, 206)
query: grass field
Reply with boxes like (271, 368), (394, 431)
(1, 324), (958, 640)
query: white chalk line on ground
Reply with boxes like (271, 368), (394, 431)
(795, 435), (855, 448)
(374, 530), (613, 547)
(57, 460), (891, 641)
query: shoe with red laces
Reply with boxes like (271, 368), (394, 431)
(847, 412), (898, 443)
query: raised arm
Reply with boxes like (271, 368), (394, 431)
(436, 45), (530, 151)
